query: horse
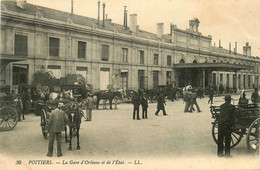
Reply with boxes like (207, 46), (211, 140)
(60, 100), (83, 150)
(93, 90), (122, 109)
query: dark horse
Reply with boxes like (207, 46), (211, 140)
(94, 90), (122, 109)
(61, 100), (83, 150)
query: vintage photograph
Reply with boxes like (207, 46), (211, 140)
(0, 0), (260, 169)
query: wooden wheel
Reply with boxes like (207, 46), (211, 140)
(246, 118), (260, 152)
(40, 109), (48, 139)
(0, 106), (18, 131)
(212, 121), (243, 148)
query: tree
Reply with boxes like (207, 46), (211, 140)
(32, 70), (56, 87)
(63, 74), (87, 86)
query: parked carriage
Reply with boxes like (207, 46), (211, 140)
(39, 98), (84, 150)
(0, 85), (19, 131)
(210, 103), (260, 153)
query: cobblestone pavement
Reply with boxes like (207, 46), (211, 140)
(0, 93), (259, 169)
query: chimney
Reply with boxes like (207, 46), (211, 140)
(17, 0), (26, 9)
(157, 23), (164, 39)
(123, 6), (127, 29)
(97, 0), (100, 25)
(102, 2), (105, 27)
(234, 42), (237, 54)
(71, 0), (74, 15)
(219, 39), (221, 48)
(229, 42), (231, 54)
(130, 14), (137, 33)
(243, 42), (251, 57)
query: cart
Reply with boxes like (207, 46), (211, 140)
(0, 95), (19, 131)
(210, 103), (260, 153)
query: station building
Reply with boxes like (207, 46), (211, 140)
(1, 0), (260, 92)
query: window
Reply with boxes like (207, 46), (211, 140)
(153, 71), (159, 88)
(220, 73), (223, 83)
(101, 45), (109, 61)
(78, 41), (86, 58)
(166, 71), (171, 85)
(226, 74), (229, 87)
(48, 65), (61, 79)
(138, 70), (145, 89)
(248, 75), (251, 88)
(139, 50), (144, 64)
(154, 54), (159, 65)
(238, 75), (241, 89)
(122, 48), (128, 62)
(76, 67), (88, 80)
(167, 55), (172, 66)
(243, 75), (246, 89)
(213, 60), (216, 63)
(213, 73), (216, 86)
(233, 74), (236, 88)
(120, 72), (128, 90)
(49, 37), (59, 56)
(15, 34), (28, 56)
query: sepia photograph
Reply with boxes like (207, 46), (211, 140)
(0, 0), (260, 169)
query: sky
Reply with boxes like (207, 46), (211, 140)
(26, 0), (260, 56)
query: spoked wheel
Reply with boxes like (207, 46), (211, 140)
(212, 121), (243, 148)
(246, 118), (260, 153)
(40, 109), (48, 139)
(0, 106), (18, 131)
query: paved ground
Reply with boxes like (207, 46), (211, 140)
(0, 93), (259, 170)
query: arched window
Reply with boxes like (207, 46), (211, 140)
(193, 60), (198, 63)
(179, 59), (185, 64)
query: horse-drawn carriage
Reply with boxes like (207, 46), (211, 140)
(39, 97), (84, 150)
(0, 85), (19, 131)
(210, 103), (260, 153)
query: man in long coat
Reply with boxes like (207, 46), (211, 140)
(47, 101), (69, 157)
(217, 95), (235, 157)
(155, 94), (167, 116)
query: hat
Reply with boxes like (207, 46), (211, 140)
(223, 95), (232, 100)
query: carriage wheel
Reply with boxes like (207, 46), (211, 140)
(0, 106), (18, 131)
(246, 118), (260, 152)
(212, 121), (243, 148)
(40, 109), (48, 139)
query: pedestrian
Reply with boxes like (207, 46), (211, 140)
(251, 88), (260, 107)
(217, 95), (235, 157)
(47, 100), (69, 157)
(189, 89), (201, 113)
(141, 94), (148, 119)
(183, 88), (192, 113)
(14, 94), (24, 121)
(219, 84), (224, 94)
(22, 89), (31, 115)
(155, 93), (167, 116)
(85, 93), (94, 121)
(238, 90), (248, 108)
(208, 88), (214, 104)
(132, 92), (141, 120)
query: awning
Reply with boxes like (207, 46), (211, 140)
(0, 54), (28, 66)
(173, 63), (253, 71)
(120, 69), (128, 73)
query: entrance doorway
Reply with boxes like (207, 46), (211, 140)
(100, 68), (110, 90)
(13, 64), (28, 92)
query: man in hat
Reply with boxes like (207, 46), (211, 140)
(47, 100), (69, 157)
(85, 93), (94, 121)
(217, 95), (235, 157)
(155, 93), (167, 116)
(251, 88), (260, 107)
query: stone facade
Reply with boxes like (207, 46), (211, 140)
(1, 1), (259, 92)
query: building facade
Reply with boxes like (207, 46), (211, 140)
(1, 1), (260, 92)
